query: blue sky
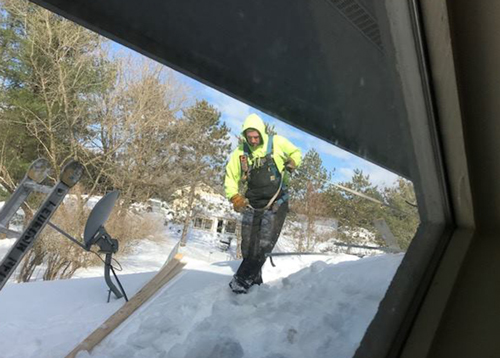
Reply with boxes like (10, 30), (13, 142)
(111, 43), (400, 188)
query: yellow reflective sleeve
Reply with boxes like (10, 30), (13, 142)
(224, 150), (242, 199)
(276, 136), (302, 169)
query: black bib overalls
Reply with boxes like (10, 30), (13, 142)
(235, 153), (288, 287)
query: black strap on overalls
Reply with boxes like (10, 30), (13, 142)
(240, 135), (288, 210)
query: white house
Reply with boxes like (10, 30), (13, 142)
(172, 183), (241, 249)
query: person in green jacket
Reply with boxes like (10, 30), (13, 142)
(225, 113), (302, 293)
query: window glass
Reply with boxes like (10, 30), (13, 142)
(203, 219), (213, 230)
(0, 2), (430, 358)
(225, 220), (237, 234)
(194, 217), (203, 228)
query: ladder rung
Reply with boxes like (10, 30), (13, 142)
(0, 224), (21, 238)
(23, 181), (53, 194)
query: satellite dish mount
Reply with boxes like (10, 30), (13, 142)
(83, 191), (127, 301)
(85, 225), (125, 302)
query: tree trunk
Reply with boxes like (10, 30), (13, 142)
(236, 223), (243, 259)
(180, 181), (197, 246)
(304, 182), (314, 251)
(306, 214), (313, 251)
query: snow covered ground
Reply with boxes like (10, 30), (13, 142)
(86, 254), (402, 358)
(0, 220), (403, 358)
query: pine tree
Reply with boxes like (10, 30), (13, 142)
(177, 100), (231, 246)
(288, 149), (332, 251)
(381, 178), (420, 250)
(0, 0), (115, 179)
(0, 1), (41, 185)
(289, 149), (330, 202)
(327, 169), (385, 245)
(326, 170), (419, 250)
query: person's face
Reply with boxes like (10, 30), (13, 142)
(245, 130), (261, 147)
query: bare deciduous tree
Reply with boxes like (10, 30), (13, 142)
(89, 57), (192, 206)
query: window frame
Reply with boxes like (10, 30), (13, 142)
(354, 1), (473, 357)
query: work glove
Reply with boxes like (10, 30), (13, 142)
(285, 158), (296, 173)
(230, 194), (248, 212)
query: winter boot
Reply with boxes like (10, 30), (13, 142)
(229, 276), (251, 294)
(254, 270), (263, 285)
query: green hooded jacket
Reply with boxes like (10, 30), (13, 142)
(224, 114), (302, 199)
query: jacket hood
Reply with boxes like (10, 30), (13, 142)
(241, 114), (268, 150)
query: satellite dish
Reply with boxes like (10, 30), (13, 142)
(84, 191), (119, 247)
(32, 187), (126, 301)
(81, 190), (126, 300)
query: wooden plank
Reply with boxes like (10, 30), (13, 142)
(65, 253), (185, 358)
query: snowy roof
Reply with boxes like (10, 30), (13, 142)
(0, 231), (403, 358)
